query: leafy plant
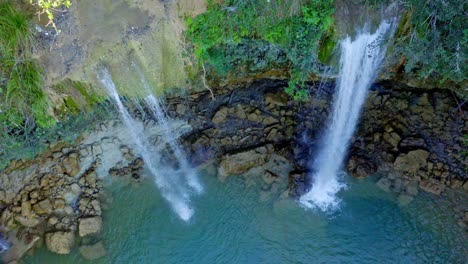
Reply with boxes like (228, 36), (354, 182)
(392, 0), (467, 90)
(186, 0), (336, 100)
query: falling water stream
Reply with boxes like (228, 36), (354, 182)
(99, 69), (198, 221)
(300, 20), (395, 211)
(132, 62), (203, 194)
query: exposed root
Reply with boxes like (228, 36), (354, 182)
(202, 63), (215, 100)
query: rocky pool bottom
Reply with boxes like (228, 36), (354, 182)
(23, 171), (467, 263)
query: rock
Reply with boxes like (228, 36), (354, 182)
(218, 149), (268, 177)
(175, 104), (186, 116)
(32, 199), (52, 215)
(212, 107), (228, 124)
(399, 137), (426, 150)
(15, 215), (40, 228)
(62, 153), (80, 176)
(420, 179), (445, 195)
(247, 112), (262, 122)
(70, 183), (81, 195)
(29, 190), (39, 199)
(78, 216), (102, 237)
(45, 231), (75, 254)
(398, 194), (414, 206)
(21, 201), (32, 217)
(383, 132), (401, 149)
(79, 241), (106, 260)
(48, 216), (59, 225)
(376, 177), (391, 192)
(347, 156), (377, 178)
(265, 93), (288, 107)
(90, 200), (102, 216)
(405, 183), (419, 196)
(394, 149), (430, 175)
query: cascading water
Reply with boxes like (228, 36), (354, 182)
(0, 234), (10, 254)
(99, 69), (197, 221)
(300, 20), (395, 211)
(131, 62), (203, 194)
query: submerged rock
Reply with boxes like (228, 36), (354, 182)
(78, 216), (102, 237)
(79, 241), (106, 260)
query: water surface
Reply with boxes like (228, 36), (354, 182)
(25, 172), (467, 263)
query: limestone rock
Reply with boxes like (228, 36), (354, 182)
(79, 241), (106, 260)
(62, 153), (80, 176)
(420, 179), (445, 195)
(265, 93), (288, 107)
(32, 199), (52, 215)
(218, 149), (268, 177)
(78, 216), (102, 237)
(394, 149), (430, 175)
(15, 215), (40, 228)
(21, 201), (32, 217)
(45, 231), (75, 254)
(212, 107), (228, 124)
(347, 156), (377, 178)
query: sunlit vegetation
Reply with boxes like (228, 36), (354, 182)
(186, 0), (336, 100)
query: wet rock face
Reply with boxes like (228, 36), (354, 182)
(347, 82), (467, 191)
(164, 79), (466, 196)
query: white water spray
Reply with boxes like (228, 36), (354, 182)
(131, 62), (203, 194)
(300, 20), (394, 211)
(99, 69), (195, 221)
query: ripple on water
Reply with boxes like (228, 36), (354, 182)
(23, 175), (467, 264)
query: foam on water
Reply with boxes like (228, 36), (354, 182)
(300, 20), (395, 211)
(99, 69), (194, 221)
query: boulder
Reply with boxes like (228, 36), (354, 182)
(79, 241), (106, 260)
(218, 148), (268, 177)
(212, 107), (228, 124)
(376, 177), (392, 192)
(45, 231), (75, 254)
(393, 149), (430, 175)
(15, 215), (40, 228)
(398, 194), (414, 206)
(420, 179), (445, 195)
(32, 199), (53, 215)
(347, 156), (377, 178)
(265, 92), (288, 107)
(78, 216), (102, 237)
(61, 153), (80, 176)
(21, 201), (32, 217)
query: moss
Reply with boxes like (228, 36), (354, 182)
(318, 32), (337, 64)
(53, 79), (105, 115)
(63, 96), (80, 115)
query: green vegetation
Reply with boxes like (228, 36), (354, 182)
(0, 3), (106, 169)
(0, 102), (114, 170)
(186, 0), (336, 100)
(0, 2), (55, 129)
(393, 0), (467, 93)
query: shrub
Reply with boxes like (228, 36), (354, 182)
(186, 0), (336, 100)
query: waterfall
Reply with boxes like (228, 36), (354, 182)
(300, 20), (395, 211)
(99, 69), (197, 221)
(131, 62), (203, 194)
(0, 234), (10, 254)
